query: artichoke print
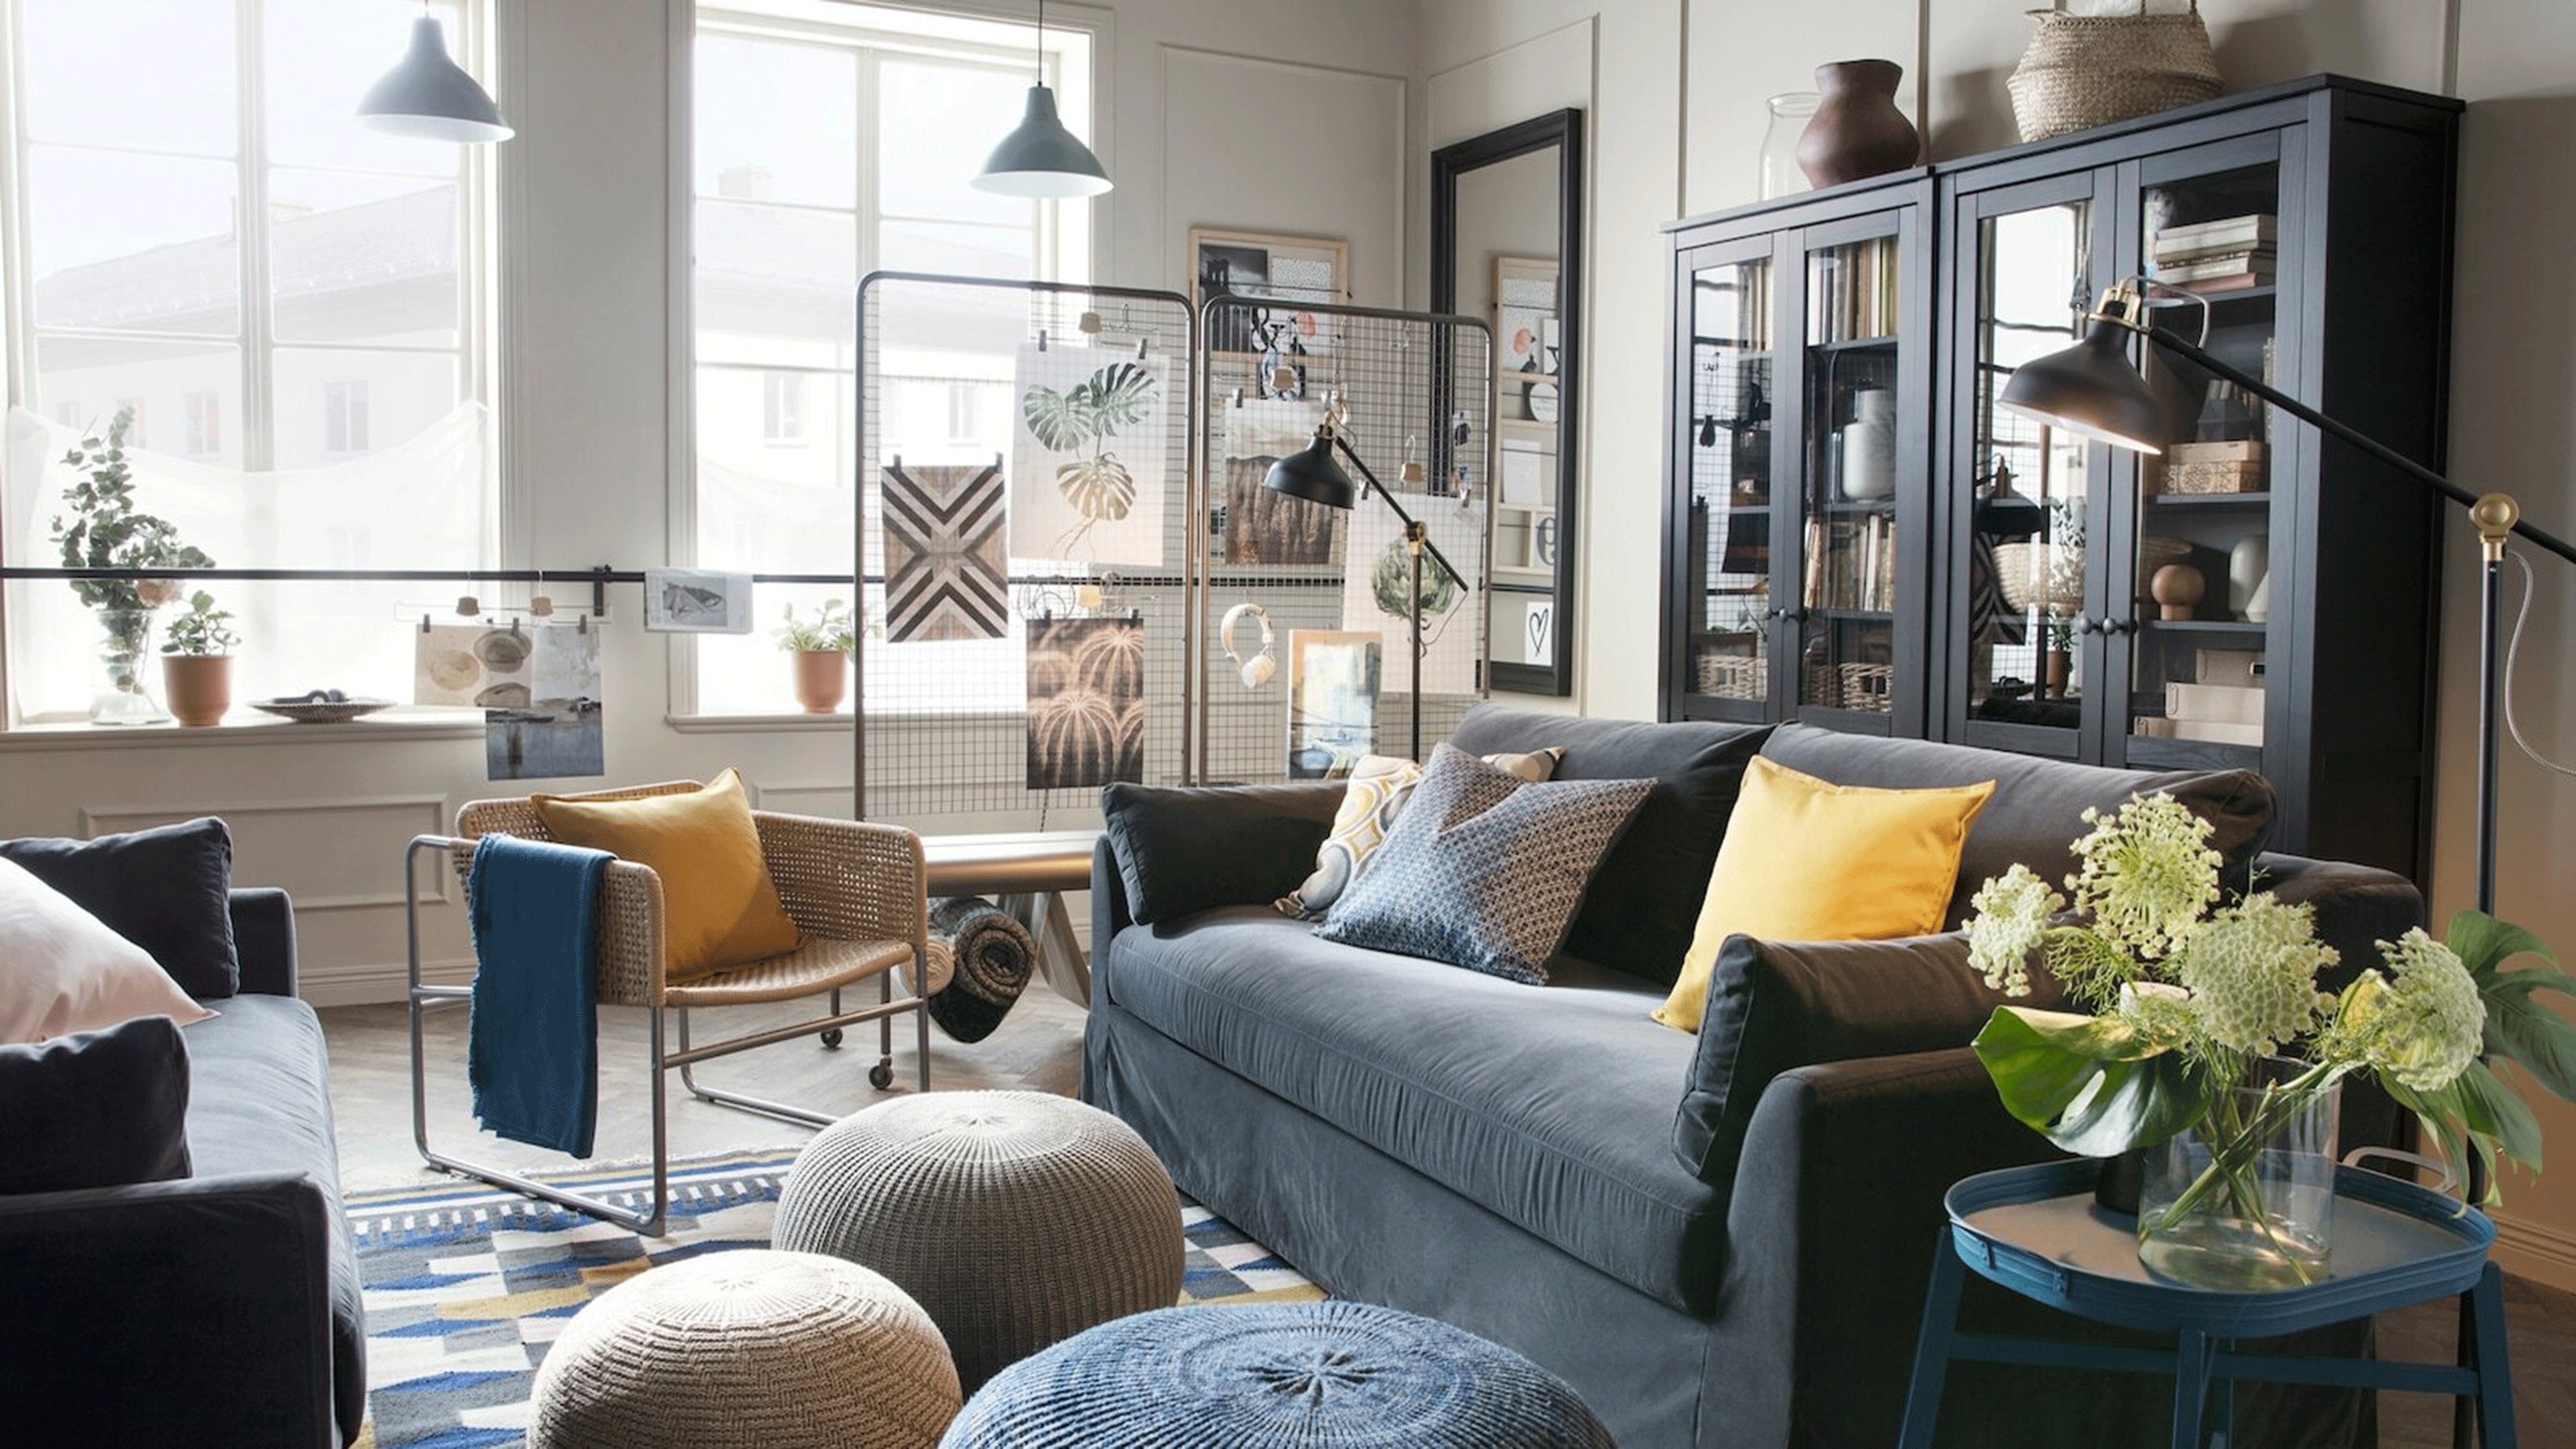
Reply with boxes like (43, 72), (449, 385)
(1023, 361), (1162, 549)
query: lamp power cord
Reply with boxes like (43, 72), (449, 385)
(2502, 550), (2576, 778)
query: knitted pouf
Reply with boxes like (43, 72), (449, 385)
(939, 1301), (1617, 1448)
(529, 1249), (959, 1449)
(772, 1091), (1183, 1391)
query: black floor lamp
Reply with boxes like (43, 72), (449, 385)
(1999, 277), (2576, 918)
(1265, 413), (1470, 764)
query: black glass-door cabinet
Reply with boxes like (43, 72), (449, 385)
(1662, 175), (1936, 737)
(1661, 77), (2460, 881)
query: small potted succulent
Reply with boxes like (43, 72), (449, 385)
(159, 591), (239, 728)
(774, 598), (856, 714)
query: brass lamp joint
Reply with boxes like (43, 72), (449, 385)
(2473, 493), (2520, 564)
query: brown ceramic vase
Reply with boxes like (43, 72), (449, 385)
(793, 649), (848, 714)
(163, 654), (233, 728)
(1796, 60), (1922, 188)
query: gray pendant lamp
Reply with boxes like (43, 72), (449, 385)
(357, 11), (513, 144)
(972, 0), (1109, 197)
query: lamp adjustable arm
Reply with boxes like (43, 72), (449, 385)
(1328, 433), (1472, 592)
(2108, 287), (2576, 569)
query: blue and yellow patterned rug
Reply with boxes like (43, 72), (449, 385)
(347, 1148), (1320, 1449)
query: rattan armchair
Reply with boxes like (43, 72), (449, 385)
(403, 782), (931, 1236)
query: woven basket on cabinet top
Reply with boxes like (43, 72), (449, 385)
(2008, 1), (2221, 144)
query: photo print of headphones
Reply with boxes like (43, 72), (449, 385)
(1220, 602), (1276, 688)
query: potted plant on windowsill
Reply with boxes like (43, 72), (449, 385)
(775, 598), (856, 715)
(160, 591), (239, 728)
(49, 407), (213, 724)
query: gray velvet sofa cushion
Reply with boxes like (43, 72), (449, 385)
(1449, 706), (1772, 985)
(1103, 908), (1721, 1312)
(181, 993), (365, 1438)
(1759, 724), (2274, 927)
(0, 1016), (192, 1195)
(1100, 782), (1341, 925)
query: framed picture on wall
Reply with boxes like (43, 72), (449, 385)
(1190, 227), (1348, 359)
(1493, 256), (1558, 375)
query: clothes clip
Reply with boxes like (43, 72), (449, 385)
(508, 616), (522, 638)
(1231, 387), (1245, 409)
(1134, 335), (1150, 361)
(576, 613), (589, 635)
(1037, 330), (1049, 351)
(420, 614), (432, 635)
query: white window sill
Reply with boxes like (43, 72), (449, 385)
(0, 708), (487, 750)
(666, 712), (854, 733)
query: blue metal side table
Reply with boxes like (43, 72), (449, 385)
(1897, 1159), (2512, 1449)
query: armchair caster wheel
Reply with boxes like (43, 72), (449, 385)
(820, 1027), (844, 1049)
(869, 1060), (895, 1090)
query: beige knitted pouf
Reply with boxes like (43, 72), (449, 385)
(529, 1249), (960, 1449)
(773, 1091), (1184, 1391)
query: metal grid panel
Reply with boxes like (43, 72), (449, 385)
(1195, 296), (1493, 784)
(853, 273), (1197, 823)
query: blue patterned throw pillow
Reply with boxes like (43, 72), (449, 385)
(1316, 744), (1651, 984)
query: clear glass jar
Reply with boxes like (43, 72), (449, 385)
(2138, 1055), (2342, 1290)
(1759, 92), (1820, 200)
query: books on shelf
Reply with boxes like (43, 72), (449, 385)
(1800, 514), (1899, 613)
(2153, 213), (2276, 259)
(1806, 237), (1901, 345)
(2150, 213), (2277, 292)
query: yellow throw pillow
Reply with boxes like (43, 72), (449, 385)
(530, 768), (803, 981)
(1652, 757), (1995, 1033)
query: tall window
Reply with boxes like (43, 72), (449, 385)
(2, 0), (495, 722)
(688, 1), (1093, 715)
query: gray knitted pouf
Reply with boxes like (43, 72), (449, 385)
(529, 1248), (960, 1449)
(939, 1300), (1617, 1447)
(772, 1091), (1184, 1391)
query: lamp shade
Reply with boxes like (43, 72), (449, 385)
(357, 16), (512, 143)
(1997, 316), (2166, 454)
(1263, 434), (1356, 510)
(973, 85), (1111, 198)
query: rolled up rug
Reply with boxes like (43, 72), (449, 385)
(923, 896), (1036, 1044)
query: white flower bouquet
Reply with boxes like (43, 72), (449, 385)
(1963, 792), (2576, 1285)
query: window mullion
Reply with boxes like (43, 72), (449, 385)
(237, 0), (275, 471)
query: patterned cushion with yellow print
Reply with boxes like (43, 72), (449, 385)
(1277, 748), (1561, 920)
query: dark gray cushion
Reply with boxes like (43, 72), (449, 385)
(1103, 908), (1722, 1312)
(1100, 782), (1342, 925)
(1758, 725), (2274, 927)
(179, 993), (365, 1440)
(0, 1016), (192, 1195)
(1316, 745), (1650, 985)
(1674, 932), (2064, 1187)
(0, 818), (240, 999)
(1450, 706), (1773, 985)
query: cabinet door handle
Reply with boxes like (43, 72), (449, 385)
(1785, 607), (1810, 625)
(2106, 617), (2134, 636)
(2078, 615), (2103, 635)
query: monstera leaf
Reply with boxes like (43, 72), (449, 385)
(1059, 452), (1136, 522)
(1971, 1006), (2211, 1158)
(1022, 385), (1094, 452)
(1072, 361), (1157, 435)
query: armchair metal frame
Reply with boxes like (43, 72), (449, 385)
(402, 785), (931, 1236)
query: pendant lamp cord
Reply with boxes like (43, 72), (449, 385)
(1034, 0), (1045, 86)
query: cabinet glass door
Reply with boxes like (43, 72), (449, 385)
(1680, 246), (1776, 716)
(1793, 225), (1905, 722)
(1959, 190), (2100, 753)
(2120, 140), (2285, 768)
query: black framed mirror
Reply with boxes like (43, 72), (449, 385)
(1434, 108), (1582, 697)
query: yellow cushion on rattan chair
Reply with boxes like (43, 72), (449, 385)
(533, 768), (803, 982)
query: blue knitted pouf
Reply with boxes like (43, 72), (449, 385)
(939, 1301), (1615, 1448)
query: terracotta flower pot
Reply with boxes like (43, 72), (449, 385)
(792, 649), (848, 715)
(163, 654), (233, 728)
(1796, 60), (1922, 188)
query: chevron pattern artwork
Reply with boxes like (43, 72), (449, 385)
(883, 460), (1009, 643)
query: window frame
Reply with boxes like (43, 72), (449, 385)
(666, 0), (1104, 724)
(0, 0), (503, 731)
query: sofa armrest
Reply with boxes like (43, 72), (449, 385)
(0, 1171), (345, 1447)
(1098, 781), (1343, 925)
(229, 888), (299, 998)
(1674, 931), (2062, 1185)
(2257, 852), (2425, 986)
(1717, 1047), (2062, 1449)
(1092, 836), (1134, 967)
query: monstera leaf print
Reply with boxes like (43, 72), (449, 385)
(1073, 361), (1156, 434)
(1022, 384), (1094, 452)
(1057, 452), (1137, 522)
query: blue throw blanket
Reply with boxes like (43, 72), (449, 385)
(467, 834), (613, 1157)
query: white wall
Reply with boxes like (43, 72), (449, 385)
(0, 0), (1413, 1002)
(1424, 0), (2576, 1293)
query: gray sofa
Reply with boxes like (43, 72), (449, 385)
(1083, 708), (2421, 1448)
(0, 890), (366, 1448)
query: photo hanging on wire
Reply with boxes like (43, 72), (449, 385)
(642, 568), (755, 634)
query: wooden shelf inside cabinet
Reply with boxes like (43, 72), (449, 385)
(2125, 734), (2261, 771)
(1811, 608), (1894, 622)
(1806, 334), (1902, 354)
(2146, 490), (2271, 508)
(1816, 499), (1898, 516)
(2140, 618), (2266, 635)
(2145, 284), (2276, 308)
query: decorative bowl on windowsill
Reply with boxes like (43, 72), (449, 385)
(251, 691), (394, 724)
